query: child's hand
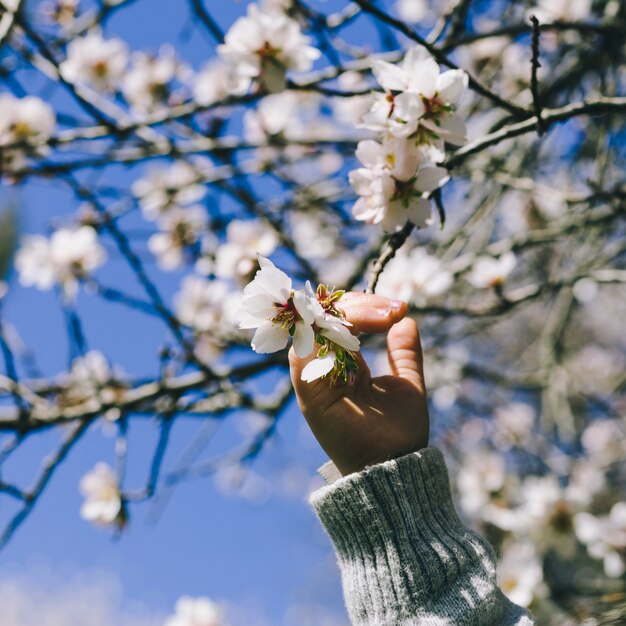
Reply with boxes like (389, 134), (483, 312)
(289, 293), (430, 476)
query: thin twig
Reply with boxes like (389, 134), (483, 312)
(529, 15), (545, 135)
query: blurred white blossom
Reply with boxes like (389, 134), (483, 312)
(132, 162), (206, 220)
(218, 3), (320, 94)
(575, 502), (626, 577)
(498, 541), (544, 607)
(468, 252), (516, 289)
(60, 30), (128, 91)
(214, 220), (278, 284)
(122, 45), (190, 113)
(16, 226), (106, 299)
(148, 206), (208, 270)
(79, 463), (123, 527)
(349, 137), (448, 232)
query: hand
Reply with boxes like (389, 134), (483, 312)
(289, 293), (430, 476)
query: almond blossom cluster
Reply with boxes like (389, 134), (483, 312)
(15, 225), (106, 300)
(237, 257), (360, 383)
(217, 3), (320, 94)
(349, 46), (468, 232)
(0, 93), (56, 173)
(79, 462), (125, 528)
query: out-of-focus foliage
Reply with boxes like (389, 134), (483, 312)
(0, 0), (624, 623)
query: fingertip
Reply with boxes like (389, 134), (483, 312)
(389, 299), (408, 322)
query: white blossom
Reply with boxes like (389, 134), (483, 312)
(60, 30), (128, 91)
(132, 162), (206, 220)
(515, 475), (579, 554)
(498, 541), (544, 607)
(175, 276), (236, 334)
(493, 402), (535, 448)
(122, 45), (190, 113)
(349, 137), (448, 232)
(40, 0), (79, 25)
(192, 61), (232, 106)
(580, 419), (625, 463)
(218, 3), (320, 94)
(15, 226), (106, 299)
(468, 252), (516, 288)
(79, 462), (123, 527)
(214, 219), (278, 283)
(395, 0), (430, 23)
(457, 449), (506, 518)
(376, 247), (452, 303)
(362, 46), (468, 157)
(164, 596), (225, 626)
(237, 256), (316, 357)
(574, 502), (626, 577)
(301, 310), (360, 383)
(332, 71), (374, 127)
(0, 94), (56, 147)
(533, 0), (592, 22)
(0, 93), (56, 171)
(148, 206), (207, 270)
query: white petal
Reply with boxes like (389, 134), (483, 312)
(355, 139), (384, 168)
(301, 353), (336, 382)
(349, 168), (376, 196)
(402, 46), (431, 74)
(415, 165), (449, 192)
(292, 289), (315, 325)
(406, 198), (433, 228)
(237, 294), (275, 328)
(320, 320), (360, 351)
(604, 552), (626, 578)
(251, 321), (289, 353)
(372, 60), (407, 91)
(437, 69), (468, 104)
(438, 112), (467, 145)
(245, 259), (292, 303)
(293, 322), (315, 358)
(407, 57), (439, 98)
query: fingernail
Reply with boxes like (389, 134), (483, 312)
(391, 300), (403, 312)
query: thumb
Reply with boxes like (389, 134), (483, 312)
(387, 317), (425, 391)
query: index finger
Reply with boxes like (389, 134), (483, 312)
(338, 292), (408, 335)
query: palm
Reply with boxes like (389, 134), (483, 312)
(289, 294), (430, 476)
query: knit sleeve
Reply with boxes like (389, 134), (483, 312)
(308, 447), (534, 626)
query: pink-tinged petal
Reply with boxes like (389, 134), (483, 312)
(355, 140), (384, 168)
(406, 197), (433, 228)
(292, 290), (316, 325)
(437, 69), (468, 105)
(415, 165), (449, 192)
(301, 353), (336, 382)
(251, 321), (289, 353)
(372, 60), (407, 91)
(438, 112), (467, 146)
(293, 321), (315, 358)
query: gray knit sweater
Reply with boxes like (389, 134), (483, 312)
(309, 447), (534, 626)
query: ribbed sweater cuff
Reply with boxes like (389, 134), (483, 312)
(309, 448), (524, 625)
